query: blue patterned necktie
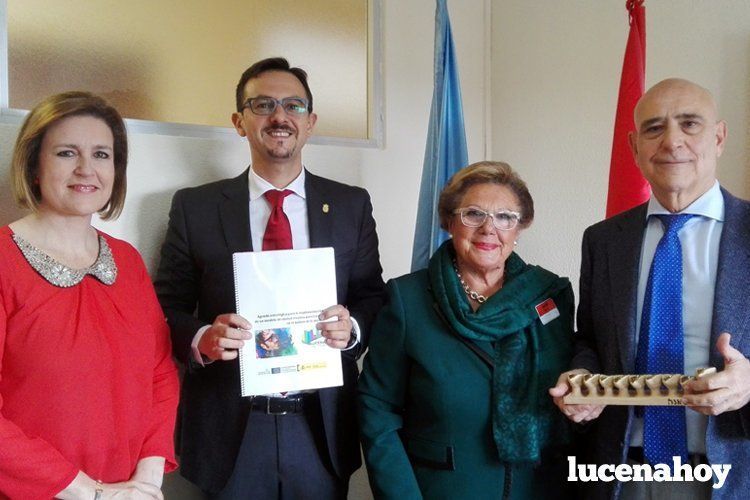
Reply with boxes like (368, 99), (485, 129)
(635, 213), (694, 466)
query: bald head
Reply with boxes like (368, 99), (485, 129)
(628, 78), (727, 212)
(634, 78), (719, 126)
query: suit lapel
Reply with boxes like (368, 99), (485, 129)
(219, 169), (253, 253)
(305, 171), (334, 249)
(711, 189), (750, 365)
(608, 205), (648, 371)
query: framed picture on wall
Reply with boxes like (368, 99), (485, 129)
(0, 0), (383, 146)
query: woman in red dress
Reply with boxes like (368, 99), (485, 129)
(0, 92), (179, 499)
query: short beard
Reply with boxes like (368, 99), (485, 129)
(266, 142), (295, 159)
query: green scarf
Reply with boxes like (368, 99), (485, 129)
(428, 240), (570, 464)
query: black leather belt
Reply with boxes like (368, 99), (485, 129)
(627, 447), (708, 466)
(249, 395), (307, 415)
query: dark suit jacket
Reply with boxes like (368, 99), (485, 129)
(572, 188), (750, 500)
(154, 169), (386, 494)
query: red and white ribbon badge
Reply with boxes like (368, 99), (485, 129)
(535, 298), (560, 325)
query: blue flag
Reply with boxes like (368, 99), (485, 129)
(411, 0), (468, 271)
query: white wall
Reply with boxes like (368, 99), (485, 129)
(490, 0), (750, 286)
(2, 1), (750, 499)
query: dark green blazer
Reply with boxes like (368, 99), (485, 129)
(358, 265), (574, 500)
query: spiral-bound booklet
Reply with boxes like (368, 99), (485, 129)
(232, 247), (343, 396)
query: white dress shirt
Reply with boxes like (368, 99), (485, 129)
(629, 181), (724, 454)
(248, 166), (310, 251)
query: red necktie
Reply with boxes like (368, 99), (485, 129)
(262, 190), (294, 250)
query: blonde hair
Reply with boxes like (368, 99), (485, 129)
(11, 91), (128, 220)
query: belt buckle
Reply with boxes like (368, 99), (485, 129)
(266, 397), (288, 415)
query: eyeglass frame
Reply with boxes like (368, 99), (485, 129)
(452, 207), (522, 231)
(241, 96), (310, 116)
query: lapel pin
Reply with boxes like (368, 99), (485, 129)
(535, 298), (559, 325)
(322, 203), (330, 214)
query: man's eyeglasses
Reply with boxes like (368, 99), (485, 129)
(242, 96), (309, 116)
(453, 207), (521, 230)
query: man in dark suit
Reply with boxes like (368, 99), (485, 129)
(155, 57), (385, 499)
(550, 78), (750, 499)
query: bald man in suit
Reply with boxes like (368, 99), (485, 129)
(550, 79), (750, 500)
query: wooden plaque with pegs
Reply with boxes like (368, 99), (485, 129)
(562, 367), (717, 406)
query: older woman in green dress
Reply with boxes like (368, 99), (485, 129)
(359, 161), (574, 499)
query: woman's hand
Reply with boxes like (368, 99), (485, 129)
(56, 456), (165, 499)
(130, 456), (165, 489)
(57, 474), (162, 499)
(98, 480), (163, 499)
(549, 369), (606, 423)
